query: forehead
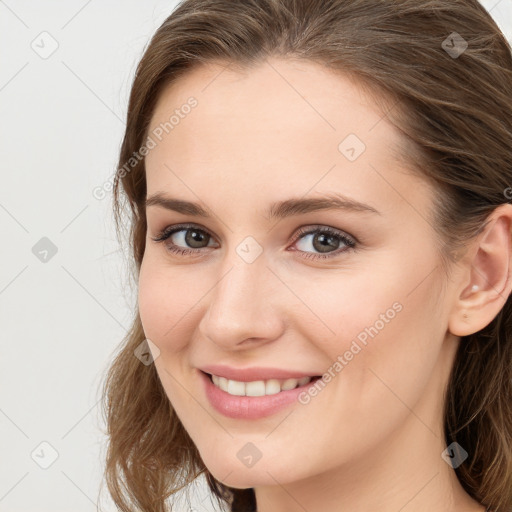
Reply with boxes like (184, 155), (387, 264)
(144, 57), (432, 223)
(148, 58), (395, 137)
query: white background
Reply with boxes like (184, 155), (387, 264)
(1, 1), (511, 511)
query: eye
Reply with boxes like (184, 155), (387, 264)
(151, 223), (218, 257)
(289, 225), (357, 260)
(150, 223), (357, 260)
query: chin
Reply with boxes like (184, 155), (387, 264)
(201, 452), (302, 489)
(209, 467), (278, 489)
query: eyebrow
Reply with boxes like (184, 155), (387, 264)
(145, 192), (381, 220)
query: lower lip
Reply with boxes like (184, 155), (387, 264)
(199, 370), (321, 420)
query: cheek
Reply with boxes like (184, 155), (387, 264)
(316, 261), (443, 396)
(137, 257), (195, 406)
(304, 270), (404, 354)
(358, 285), (443, 424)
(138, 259), (165, 339)
(137, 253), (193, 352)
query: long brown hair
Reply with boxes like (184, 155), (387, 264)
(100, 1), (512, 511)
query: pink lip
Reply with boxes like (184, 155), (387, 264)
(199, 364), (320, 382)
(198, 369), (321, 420)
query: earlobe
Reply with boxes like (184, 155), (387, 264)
(448, 205), (512, 337)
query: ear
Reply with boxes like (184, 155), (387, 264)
(448, 203), (512, 337)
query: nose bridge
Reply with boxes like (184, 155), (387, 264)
(198, 246), (283, 347)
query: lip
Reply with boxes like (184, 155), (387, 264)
(198, 364), (320, 382)
(199, 369), (321, 420)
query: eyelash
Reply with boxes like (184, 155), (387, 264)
(152, 224), (358, 259)
(150, 223), (358, 260)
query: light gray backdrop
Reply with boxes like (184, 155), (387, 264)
(1, 1), (510, 511)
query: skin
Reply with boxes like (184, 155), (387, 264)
(138, 57), (512, 512)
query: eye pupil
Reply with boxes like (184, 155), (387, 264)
(313, 233), (339, 253)
(185, 229), (208, 248)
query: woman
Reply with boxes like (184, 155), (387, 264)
(100, 1), (512, 511)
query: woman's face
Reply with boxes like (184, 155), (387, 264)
(139, 58), (459, 489)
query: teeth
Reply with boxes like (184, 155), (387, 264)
(210, 374), (314, 396)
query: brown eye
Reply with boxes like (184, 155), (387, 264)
(151, 224), (218, 256)
(152, 223), (357, 260)
(181, 228), (211, 248)
(291, 226), (357, 260)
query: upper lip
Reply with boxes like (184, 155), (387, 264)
(199, 364), (320, 382)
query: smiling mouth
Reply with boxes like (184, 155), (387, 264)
(203, 371), (322, 397)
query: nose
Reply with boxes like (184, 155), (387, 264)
(197, 253), (285, 350)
